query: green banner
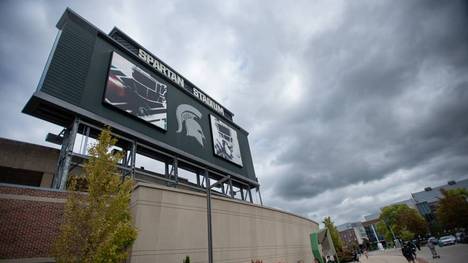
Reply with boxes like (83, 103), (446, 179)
(310, 232), (323, 263)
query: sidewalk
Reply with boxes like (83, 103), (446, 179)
(360, 254), (429, 263)
(363, 249), (429, 263)
(360, 254), (408, 263)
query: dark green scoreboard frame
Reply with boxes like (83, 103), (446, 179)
(23, 9), (258, 188)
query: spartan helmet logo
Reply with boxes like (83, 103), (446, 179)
(176, 104), (206, 146)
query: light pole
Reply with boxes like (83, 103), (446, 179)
(206, 171), (231, 263)
(371, 224), (384, 250)
(383, 219), (399, 248)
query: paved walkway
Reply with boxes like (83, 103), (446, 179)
(364, 244), (467, 263)
(360, 254), (410, 263)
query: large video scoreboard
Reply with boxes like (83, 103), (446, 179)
(23, 9), (257, 184)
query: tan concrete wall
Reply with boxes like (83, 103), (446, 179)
(130, 183), (318, 263)
(0, 138), (59, 175)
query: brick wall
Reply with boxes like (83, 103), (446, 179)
(0, 184), (68, 260)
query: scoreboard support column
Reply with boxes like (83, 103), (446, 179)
(54, 117), (79, 190)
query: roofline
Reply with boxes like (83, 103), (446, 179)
(411, 177), (468, 196)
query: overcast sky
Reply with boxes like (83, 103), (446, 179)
(1, 0), (468, 225)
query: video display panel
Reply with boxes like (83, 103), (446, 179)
(26, 12), (257, 182)
(104, 52), (168, 130)
(210, 115), (243, 166)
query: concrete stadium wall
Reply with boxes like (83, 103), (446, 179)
(0, 138), (60, 187)
(0, 182), (317, 263)
(130, 183), (318, 263)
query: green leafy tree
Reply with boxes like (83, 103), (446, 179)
(376, 221), (394, 244)
(378, 204), (427, 241)
(436, 188), (468, 230)
(323, 217), (343, 253)
(53, 128), (137, 262)
(399, 230), (414, 241)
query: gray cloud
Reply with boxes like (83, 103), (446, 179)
(265, 0), (468, 202)
(1, 0), (467, 224)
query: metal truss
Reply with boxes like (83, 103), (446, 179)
(52, 117), (263, 205)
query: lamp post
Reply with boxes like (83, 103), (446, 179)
(371, 224), (384, 250)
(206, 172), (231, 263)
(383, 219), (399, 248)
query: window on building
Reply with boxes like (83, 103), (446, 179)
(0, 166), (43, 186)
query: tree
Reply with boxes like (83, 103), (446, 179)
(378, 204), (427, 241)
(323, 217), (343, 253)
(53, 128), (137, 262)
(436, 188), (468, 230)
(376, 220), (393, 244)
(399, 230), (414, 241)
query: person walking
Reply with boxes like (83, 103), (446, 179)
(402, 242), (416, 263)
(409, 241), (417, 259)
(414, 239), (421, 251)
(353, 250), (360, 262)
(427, 240), (441, 259)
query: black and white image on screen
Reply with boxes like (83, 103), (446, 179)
(104, 52), (167, 130)
(210, 115), (243, 166)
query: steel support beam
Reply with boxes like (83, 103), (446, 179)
(52, 131), (68, 189)
(57, 117), (79, 190)
(248, 186), (253, 203)
(130, 140), (137, 178)
(229, 178), (234, 198)
(173, 158), (178, 185)
(257, 186), (263, 206)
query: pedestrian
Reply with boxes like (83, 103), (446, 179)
(364, 250), (368, 260)
(409, 241), (417, 259)
(414, 239), (421, 251)
(353, 250), (360, 262)
(427, 240), (441, 259)
(402, 242), (416, 263)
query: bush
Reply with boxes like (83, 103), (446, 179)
(337, 248), (354, 263)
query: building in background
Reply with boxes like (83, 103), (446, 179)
(337, 222), (369, 249)
(353, 178), (468, 249)
(362, 213), (385, 250)
(411, 179), (468, 227)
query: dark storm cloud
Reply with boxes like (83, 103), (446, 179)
(263, 0), (468, 203)
(0, 1), (65, 145)
(1, 0), (467, 224)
